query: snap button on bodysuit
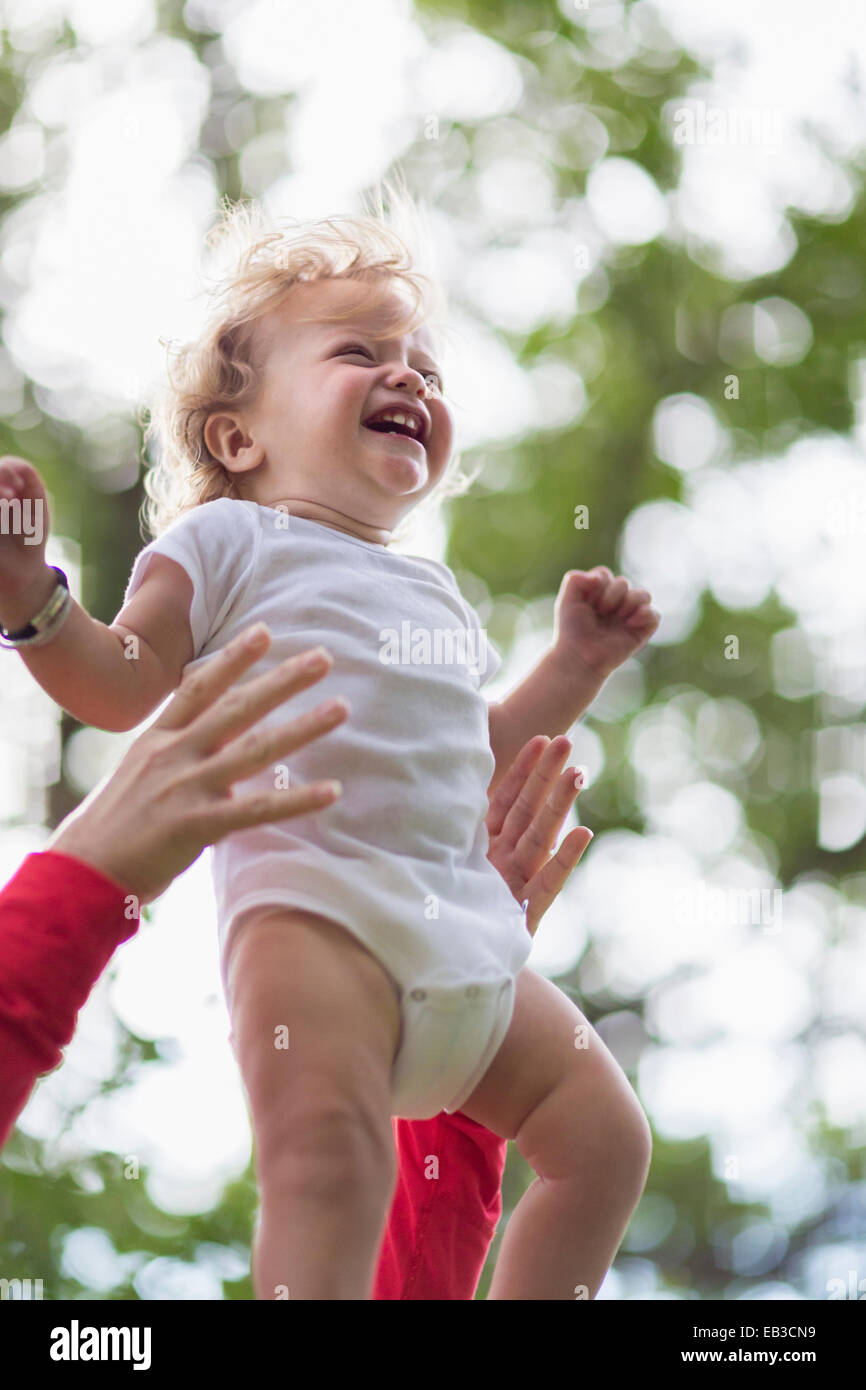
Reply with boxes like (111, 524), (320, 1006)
(410, 988), (427, 1001)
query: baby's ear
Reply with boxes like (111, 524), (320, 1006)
(204, 413), (262, 473)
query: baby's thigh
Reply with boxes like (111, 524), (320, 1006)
(458, 968), (649, 1176)
(224, 907), (402, 1161)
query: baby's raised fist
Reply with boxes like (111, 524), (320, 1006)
(0, 455), (51, 595)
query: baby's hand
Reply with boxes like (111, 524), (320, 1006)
(553, 566), (659, 679)
(0, 456), (51, 600)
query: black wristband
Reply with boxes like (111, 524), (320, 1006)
(0, 566), (69, 642)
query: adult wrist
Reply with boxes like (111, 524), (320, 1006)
(48, 824), (142, 903)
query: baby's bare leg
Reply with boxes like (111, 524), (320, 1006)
(224, 907), (402, 1299)
(459, 968), (652, 1300)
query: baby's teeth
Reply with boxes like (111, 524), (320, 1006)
(371, 410), (421, 434)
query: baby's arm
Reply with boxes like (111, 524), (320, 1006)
(0, 458), (193, 731)
(487, 567), (660, 795)
(488, 647), (595, 796)
(1, 554), (194, 732)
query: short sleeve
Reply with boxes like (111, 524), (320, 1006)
(123, 499), (260, 658)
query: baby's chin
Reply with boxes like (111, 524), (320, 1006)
(361, 443), (430, 496)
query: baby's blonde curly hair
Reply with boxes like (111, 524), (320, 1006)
(139, 178), (477, 544)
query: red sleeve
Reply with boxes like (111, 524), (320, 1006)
(0, 850), (140, 1149)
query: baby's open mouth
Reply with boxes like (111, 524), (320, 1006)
(363, 407), (427, 447)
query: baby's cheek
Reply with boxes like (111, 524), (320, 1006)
(334, 375), (369, 418)
(431, 424), (454, 476)
(428, 400), (452, 449)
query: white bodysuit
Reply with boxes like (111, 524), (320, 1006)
(123, 498), (533, 1117)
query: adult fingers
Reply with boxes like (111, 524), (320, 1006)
(181, 646), (337, 756)
(154, 624), (277, 732)
(511, 763), (584, 882)
(524, 825), (593, 937)
(495, 735), (574, 849)
(486, 735), (550, 838)
(200, 695), (350, 789)
(205, 778), (344, 842)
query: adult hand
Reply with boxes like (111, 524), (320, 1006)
(485, 734), (592, 937)
(47, 623), (348, 905)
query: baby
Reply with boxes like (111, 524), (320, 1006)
(0, 195), (659, 1299)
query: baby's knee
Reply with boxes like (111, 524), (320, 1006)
(519, 1075), (652, 1191)
(589, 1081), (652, 1190)
(256, 1091), (396, 1199)
(610, 1088), (653, 1189)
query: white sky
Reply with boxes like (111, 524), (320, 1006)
(2, 0), (866, 1298)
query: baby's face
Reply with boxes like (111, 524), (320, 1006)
(218, 276), (454, 534)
